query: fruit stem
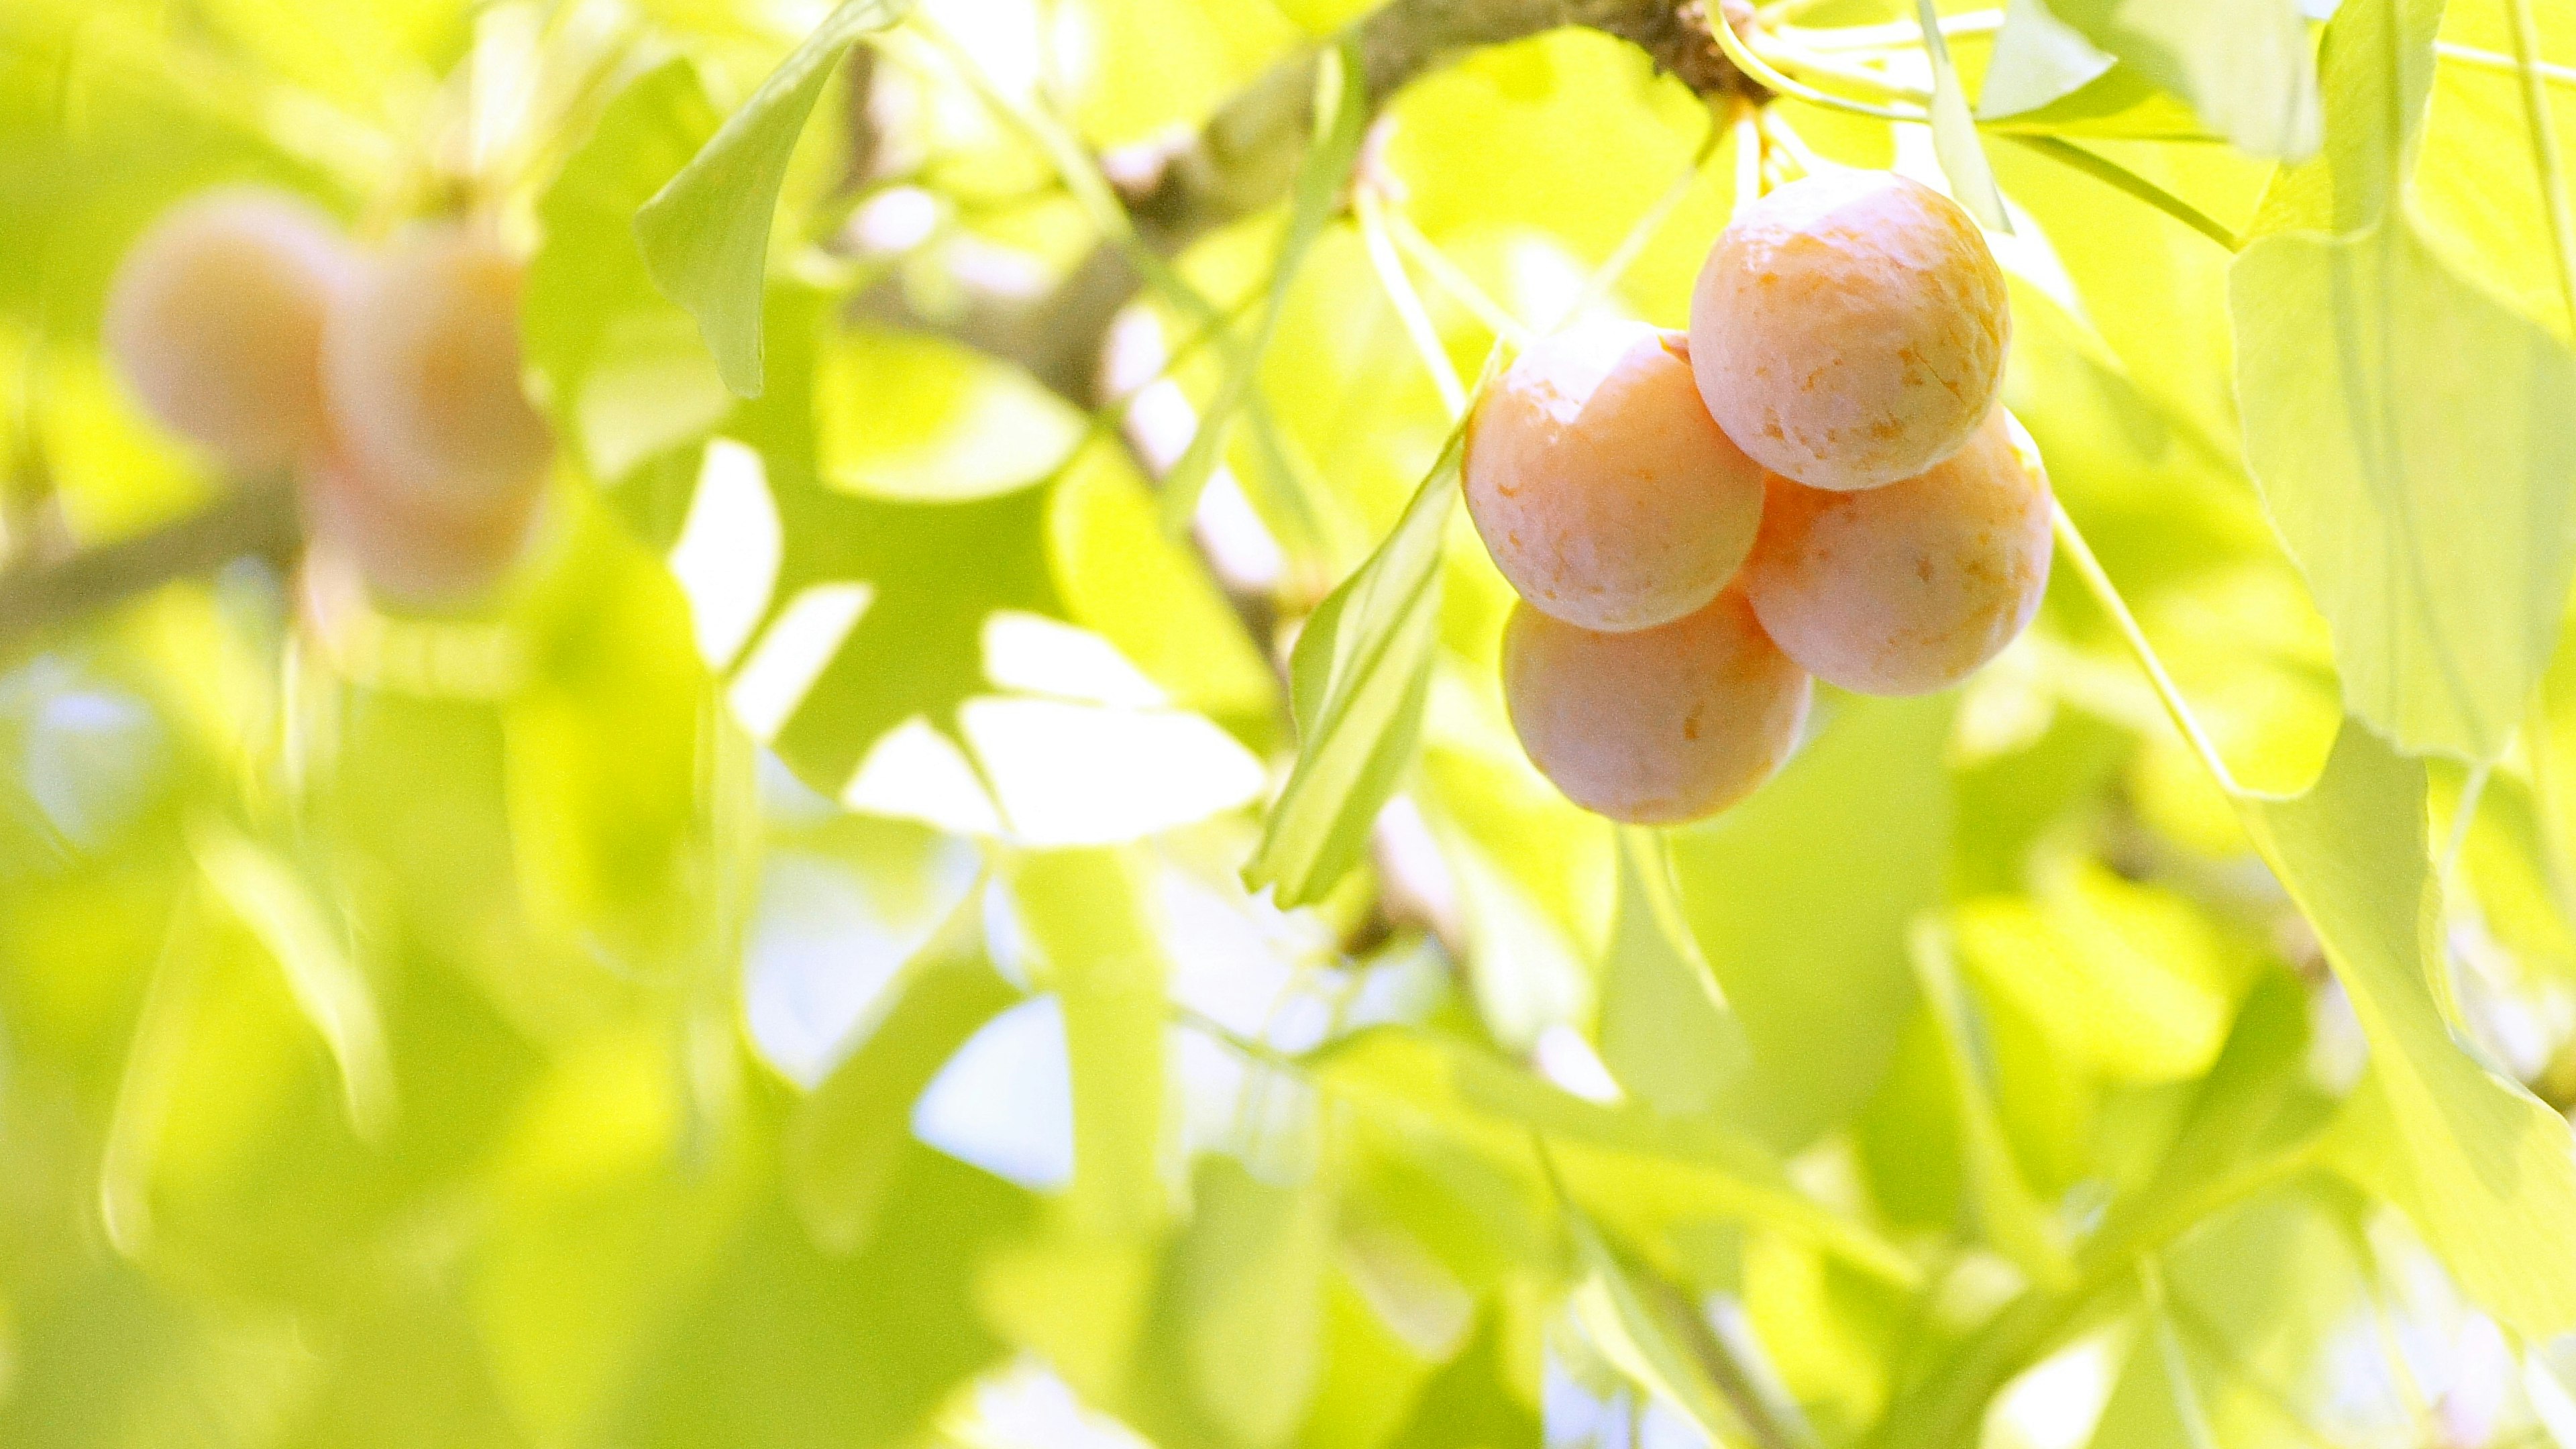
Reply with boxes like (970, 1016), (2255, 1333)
(2048, 498), (2243, 798)
(1999, 134), (2241, 252)
(1704, 7), (1933, 122)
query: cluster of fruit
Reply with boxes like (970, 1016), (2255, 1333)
(1466, 170), (2052, 826)
(105, 188), (553, 610)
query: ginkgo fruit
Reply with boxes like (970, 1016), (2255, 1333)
(1501, 590), (1810, 824)
(1688, 170), (2008, 492)
(320, 221), (552, 511)
(103, 187), (356, 471)
(1741, 409), (2051, 696)
(303, 448), (546, 610)
(1464, 321), (1766, 633)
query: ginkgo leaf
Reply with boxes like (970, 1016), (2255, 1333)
(2233, 215), (2576, 763)
(635, 0), (910, 397)
(1176, 1157), (1335, 1447)
(2229, 0), (2576, 763)
(2244, 723), (2576, 1336)
(1915, 0), (2012, 231)
(1243, 437), (1458, 906)
(1597, 826), (1745, 1118)
(2039, 0), (2321, 159)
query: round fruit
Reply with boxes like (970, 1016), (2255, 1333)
(1464, 321), (1766, 633)
(1501, 590), (1810, 824)
(1741, 409), (2051, 696)
(302, 449), (545, 611)
(320, 222), (551, 510)
(103, 187), (356, 471)
(1688, 170), (2008, 492)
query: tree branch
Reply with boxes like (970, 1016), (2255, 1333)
(864, 0), (1756, 401)
(0, 484), (301, 657)
(21, 0), (1756, 643)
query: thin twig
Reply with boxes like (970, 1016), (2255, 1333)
(2001, 134), (2241, 251)
(2498, 0), (2576, 334)
(2051, 498), (2242, 796)
(0, 483), (302, 658)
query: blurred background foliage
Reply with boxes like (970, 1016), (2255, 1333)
(4, 0), (2576, 1446)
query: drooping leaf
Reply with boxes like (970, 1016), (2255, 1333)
(1909, 920), (2074, 1288)
(1564, 1210), (1746, 1446)
(1976, 0), (2116, 121)
(2244, 723), (2576, 1336)
(1597, 826), (1744, 1118)
(1915, 0), (2012, 231)
(2231, 217), (2576, 761)
(2039, 0), (2321, 159)
(1244, 437), (1458, 906)
(635, 0), (910, 397)
(2227, 0), (2576, 763)
(190, 826), (394, 1141)
(1668, 696), (1954, 1152)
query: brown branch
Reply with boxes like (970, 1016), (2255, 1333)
(0, 484), (302, 657)
(16, 0), (1756, 645)
(863, 0), (1756, 402)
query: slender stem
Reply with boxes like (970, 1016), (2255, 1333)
(1753, 34), (1933, 103)
(2000, 134), (2241, 251)
(2438, 38), (2576, 92)
(1777, 9), (2006, 52)
(2439, 761), (2492, 886)
(2499, 0), (2576, 335)
(1356, 184), (1468, 417)
(2051, 498), (2242, 797)
(1704, 8), (1931, 122)
(1758, 108), (1825, 182)
(2524, 692), (2576, 924)
(2139, 1261), (2224, 1449)
(1734, 97), (1763, 203)
(1560, 117), (1725, 328)
(1381, 206), (1532, 347)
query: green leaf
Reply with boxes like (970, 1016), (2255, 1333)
(1597, 827), (1745, 1118)
(1176, 1157), (1336, 1447)
(2231, 215), (2576, 761)
(784, 895), (1020, 1255)
(1910, 920), (2074, 1288)
(1243, 437), (1458, 907)
(2039, 0), (2321, 159)
(1668, 696), (1954, 1152)
(2247, 0), (2439, 238)
(1160, 38), (1371, 530)
(2084, 972), (2328, 1265)
(1009, 847), (1172, 1238)
(635, 0), (909, 398)
(1976, 0), (2116, 121)
(190, 826), (394, 1142)
(1564, 1212), (1744, 1446)
(1916, 0), (2012, 231)
(527, 58), (733, 482)
(2243, 723), (2576, 1336)
(1315, 1028), (1917, 1287)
